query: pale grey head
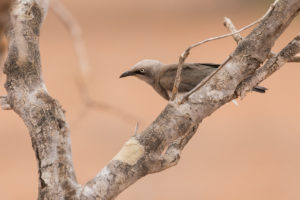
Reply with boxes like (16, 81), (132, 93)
(120, 59), (162, 85)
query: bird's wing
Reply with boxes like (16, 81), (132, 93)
(194, 63), (220, 68)
(156, 86), (170, 100)
(159, 63), (218, 92)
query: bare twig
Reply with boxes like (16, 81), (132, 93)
(3, 0), (300, 199)
(180, 56), (232, 104)
(236, 34), (300, 98)
(223, 17), (243, 43)
(134, 122), (139, 136)
(50, 0), (89, 75)
(0, 96), (11, 110)
(224, 16), (300, 63)
(51, 0), (138, 124)
(170, 1), (277, 102)
(75, 78), (138, 123)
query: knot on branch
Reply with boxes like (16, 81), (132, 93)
(0, 96), (12, 110)
(146, 123), (198, 174)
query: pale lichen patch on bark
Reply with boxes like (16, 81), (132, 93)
(113, 137), (145, 165)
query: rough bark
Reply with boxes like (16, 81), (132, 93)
(1, 0), (300, 199)
(3, 0), (80, 199)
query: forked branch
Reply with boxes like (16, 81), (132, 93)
(170, 0), (278, 102)
(50, 0), (137, 124)
(2, 0), (300, 199)
(224, 17), (300, 62)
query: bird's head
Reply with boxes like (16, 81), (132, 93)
(120, 59), (162, 85)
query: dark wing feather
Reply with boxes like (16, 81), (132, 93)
(159, 63), (218, 92)
(196, 63), (220, 68)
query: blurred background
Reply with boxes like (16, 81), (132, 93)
(0, 0), (300, 199)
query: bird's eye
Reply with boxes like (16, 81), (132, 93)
(140, 68), (145, 73)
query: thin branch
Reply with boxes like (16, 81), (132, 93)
(50, 0), (89, 76)
(75, 78), (138, 123)
(224, 16), (300, 63)
(224, 16), (300, 97)
(170, 1), (277, 102)
(51, 0), (137, 124)
(80, 0), (300, 198)
(0, 96), (11, 110)
(236, 34), (300, 98)
(3, 0), (300, 199)
(179, 56), (232, 104)
(223, 17), (243, 43)
(134, 122), (139, 136)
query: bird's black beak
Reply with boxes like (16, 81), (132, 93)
(120, 70), (136, 78)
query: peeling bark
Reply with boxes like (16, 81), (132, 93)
(2, 0), (300, 199)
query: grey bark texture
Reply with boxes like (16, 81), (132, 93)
(1, 0), (300, 199)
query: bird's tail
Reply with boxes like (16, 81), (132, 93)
(252, 86), (268, 93)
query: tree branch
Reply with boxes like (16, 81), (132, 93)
(80, 0), (300, 198)
(2, 0), (300, 199)
(3, 0), (80, 198)
(50, 0), (89, 76)
(223, 17), (243, 43)
(236, 34), (300, 98)
(0, 96), (11, 110)
(50, 0), (137, 124)
(170, 0), (278, 102)
(224, 16), (300, 63)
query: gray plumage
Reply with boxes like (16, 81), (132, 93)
(120, 59), (266, 100)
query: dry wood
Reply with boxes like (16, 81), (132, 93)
(50, 0), (137, 124)
(2, 0), (300, 199)
(224, 16), (300, 63)
(170, 0), (277, 101)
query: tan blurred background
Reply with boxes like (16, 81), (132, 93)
(1, 0), (300, 199)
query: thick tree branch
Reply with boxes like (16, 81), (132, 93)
(170, 1), (277, 101)
(224, 16), (300, 63)
(3, 0), (80, 199)
(2, 0), (300, 199)
(223, 18), (300, 97)
(80, 0), (300, 199)
(147, 124), (198, 174)
(236, 34), (300, 98)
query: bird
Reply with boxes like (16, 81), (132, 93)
(120, 59), (267, 100)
